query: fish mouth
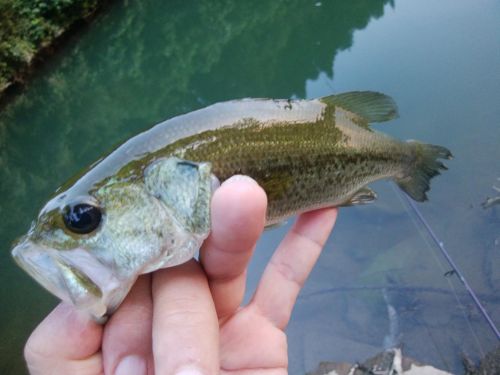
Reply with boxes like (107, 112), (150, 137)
(12, 239), (125, 321)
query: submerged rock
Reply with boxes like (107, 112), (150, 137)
(463, 346), (500, 375)
(307, 348), (453, 375)
(307, 346), (500, 375)
(481, 179), (500, 209)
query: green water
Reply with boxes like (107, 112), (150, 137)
(1, 0), (499, 373)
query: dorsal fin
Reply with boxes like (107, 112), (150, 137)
(320, 91), (399, 124)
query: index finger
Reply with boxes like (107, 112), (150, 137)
(200, 175), (267, 320)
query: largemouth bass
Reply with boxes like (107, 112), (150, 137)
(11, 91), (452, 320)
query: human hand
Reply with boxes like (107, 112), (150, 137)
(24, 175), (338, 375)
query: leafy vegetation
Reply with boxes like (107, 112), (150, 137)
(0, 0), (102, 90)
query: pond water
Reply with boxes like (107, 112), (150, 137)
(1, 0), (499, 373)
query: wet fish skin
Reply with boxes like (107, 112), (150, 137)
(11, 91), (452, 320)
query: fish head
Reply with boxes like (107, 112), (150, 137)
(11, 158), (214, 321)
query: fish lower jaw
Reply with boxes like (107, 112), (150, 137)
(11, 240), (126, 321)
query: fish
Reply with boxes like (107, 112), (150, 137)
(11, 91), (452, 320)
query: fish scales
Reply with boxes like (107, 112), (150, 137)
(160, 113), (410, 223)
(11, 92), (452, 319)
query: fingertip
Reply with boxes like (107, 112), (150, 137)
(211, 175), (267, 244)
(294, 207), (338, 242)
(217, 174), (267, 208)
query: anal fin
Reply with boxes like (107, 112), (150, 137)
(264, 221), (288, 231)
(341, 187), (377, 206)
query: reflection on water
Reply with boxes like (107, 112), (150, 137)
(0, 0), (499, 373)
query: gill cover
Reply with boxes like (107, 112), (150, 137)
(145, 157), (213, 236)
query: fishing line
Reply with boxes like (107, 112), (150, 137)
(394, 185), (500, 341)
(395, 190), (475, 363)
(392, 185), (486, 358)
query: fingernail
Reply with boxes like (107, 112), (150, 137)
(223, 175), (257, 186)
(175, 365), (204, 375)
(115, 355), (147, 375)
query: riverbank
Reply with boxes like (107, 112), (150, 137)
(0, 0), (108, 101)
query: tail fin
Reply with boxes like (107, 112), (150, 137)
(396, 141), (453, 202)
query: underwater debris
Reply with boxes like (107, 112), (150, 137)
(307, 346), (500, 375)
(462, 346), (500, 375)
(482, 196), (500, 209)
(481, 179), (500, 209)
(306, 348), (453, 375)
(444, 270), (456, 277)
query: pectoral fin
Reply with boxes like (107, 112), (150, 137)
(145, 157), (213, 235)
(341, 187), (377, 206)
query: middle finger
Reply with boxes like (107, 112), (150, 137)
(152, 260), (219, 375)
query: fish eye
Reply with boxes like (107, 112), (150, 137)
(63, 203), (102, 234)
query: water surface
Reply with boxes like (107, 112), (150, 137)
(1, 0), (499, 373)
